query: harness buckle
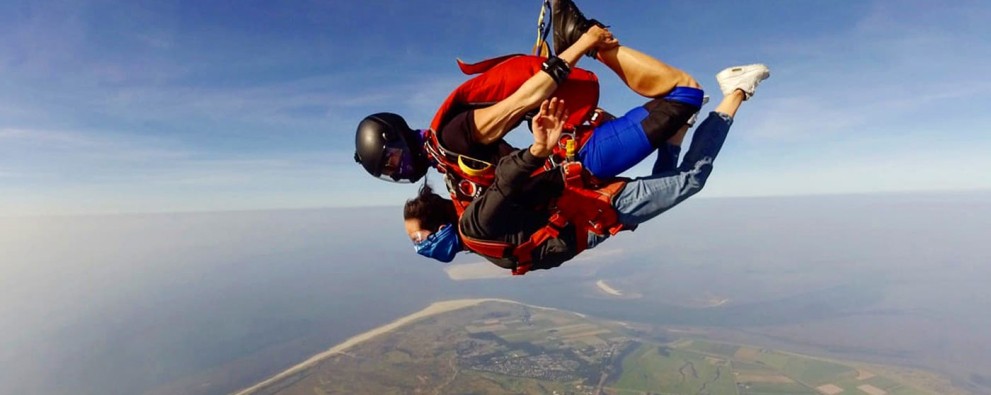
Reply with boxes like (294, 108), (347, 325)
(562, 162), (584, 187)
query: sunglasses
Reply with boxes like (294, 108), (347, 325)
(411, 230), (432, 246)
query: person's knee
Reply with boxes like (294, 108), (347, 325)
(681, 178), (705, 199)
(641, 99), (698, 147)
(676, 160), (714, 197)
(678, 73), (700, 89)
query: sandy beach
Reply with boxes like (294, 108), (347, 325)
(233, 298), (518, 395)
(235, 246), (628, 394)
(444, 261), (509, 280)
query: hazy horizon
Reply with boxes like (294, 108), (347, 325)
(3, 188), (988, 218)
(2, 191), (989, 394)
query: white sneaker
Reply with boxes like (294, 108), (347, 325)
(716, 64), (770, 100)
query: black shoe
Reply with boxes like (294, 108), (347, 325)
(552, 0), (604, 57)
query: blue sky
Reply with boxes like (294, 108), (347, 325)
(2, 0), (990, 216)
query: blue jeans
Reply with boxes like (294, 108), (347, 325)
(587, 112), (733, 249)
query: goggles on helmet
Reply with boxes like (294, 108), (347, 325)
(378, 136), (416, 183)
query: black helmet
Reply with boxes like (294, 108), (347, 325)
(354, 112), (429, 183)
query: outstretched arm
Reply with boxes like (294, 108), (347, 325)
(471, 26), (616, 144)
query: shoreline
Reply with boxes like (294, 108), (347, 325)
(232, 298), (521, 395)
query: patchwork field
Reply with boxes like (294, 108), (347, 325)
(242, 300), (965, 395)
(604, 338), (936, 395)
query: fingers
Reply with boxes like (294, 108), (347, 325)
(585, 25), (617, 50)
(542, 97), (568, 130)
(531, 97), (572, 156)
(538, 98), (569, 131)
(597, 36), (619, 52)
(588, 25), (611, 38)
(554, 103), (567, 123)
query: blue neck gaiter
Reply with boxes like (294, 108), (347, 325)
(414, 224), (462, 263)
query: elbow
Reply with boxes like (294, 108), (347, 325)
(476, 134), (498, 145)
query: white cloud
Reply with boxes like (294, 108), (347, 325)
(5, 0), (991, 215)
(0, 126), (347, 215)
(0, 127), (191, 162)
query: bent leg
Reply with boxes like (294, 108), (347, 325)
(611, 111), (734, 226)
(578, 106), (654, 179)
(651, 142), (682, 175)
(597, 46), (700, 97)
(579, 98), (699, 178)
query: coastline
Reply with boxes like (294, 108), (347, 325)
(444, 261), (508, 280)
(232, 298), (519, 395)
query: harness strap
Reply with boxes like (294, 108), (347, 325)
(458, 224), (513, 258)
(511, 212), (567, 275)
(459, 213), (569, 276)
(531, 0), (552, 57)
(562, 161), (584, 188)
(458, 163), (628, 277)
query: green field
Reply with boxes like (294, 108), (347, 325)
(605, 339), (941, 394)
(251, 301), (958, 395)
(611, 344), (737, 394)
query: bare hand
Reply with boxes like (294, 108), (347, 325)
(529, 98), (569, 158)
(584, 26), (618, 51)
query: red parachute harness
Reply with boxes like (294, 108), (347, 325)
(425, 54), (599, 213)
(424, 53), (629, 275)
(459, 164), (628, 276)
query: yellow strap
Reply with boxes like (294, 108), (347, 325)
(458, 156), (492, 177)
